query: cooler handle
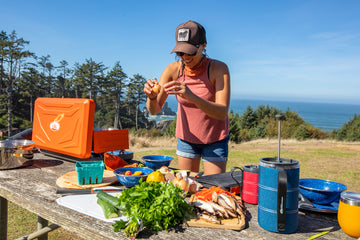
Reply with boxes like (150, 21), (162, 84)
(277, 169), (287, 232)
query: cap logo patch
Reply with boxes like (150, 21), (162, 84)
(177, 28), (190, 42)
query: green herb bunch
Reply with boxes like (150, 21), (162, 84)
(113, 179), (193, 237)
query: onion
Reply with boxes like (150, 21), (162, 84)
(152, 83), (161, 94)
(171, 177), (189, 192)
(159, 166), (169, 174)
(188, 183), (197, 194)
(172, 177), (180, 186)
(177, 179), (189, 192)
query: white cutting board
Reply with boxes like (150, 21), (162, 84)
(56, 193), (127, 223)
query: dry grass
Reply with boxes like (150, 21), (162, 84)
(130, 135), (360, 192)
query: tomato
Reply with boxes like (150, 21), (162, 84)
(125, 171), (132, 176)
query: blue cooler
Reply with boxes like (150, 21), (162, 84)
(258, 157), (300, 233)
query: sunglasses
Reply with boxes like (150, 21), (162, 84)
(176, 51), (197, 57)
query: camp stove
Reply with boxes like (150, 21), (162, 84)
(32, 97), (129, 162)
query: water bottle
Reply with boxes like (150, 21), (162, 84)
(242, 165), (259, 204)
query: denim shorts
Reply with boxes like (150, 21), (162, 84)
(176, 135), (229, 162)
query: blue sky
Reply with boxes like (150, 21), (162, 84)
(2, 0), (360, 104)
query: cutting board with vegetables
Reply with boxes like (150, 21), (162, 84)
(186, 217), (245, 230)
(56, 192), (126, 222)
(56, 170), (118, 189)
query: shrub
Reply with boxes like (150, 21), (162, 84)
(134, 127), (164, 137)
(229, 104), (329, 142)
(292, 125), (312, 140)
(165, 119), (176, 137)
(335, 114), (360, 141)
(308, 126), (329, 139)
(229, 111), (241, 143)
(240, 106), (256, 129)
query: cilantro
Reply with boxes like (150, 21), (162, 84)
(112, 179), (193, 236)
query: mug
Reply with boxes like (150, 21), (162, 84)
(338, 192), (360, 238)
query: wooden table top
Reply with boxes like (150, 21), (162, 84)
(0, 153), (353, 240)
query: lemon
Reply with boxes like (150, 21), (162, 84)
(146, 170), (165, 183)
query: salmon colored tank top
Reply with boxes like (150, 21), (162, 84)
(175, 58), (229, 144)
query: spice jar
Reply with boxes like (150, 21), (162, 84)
(337, 192), (360, 238)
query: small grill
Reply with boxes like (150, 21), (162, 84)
(32, 97), (129, 162)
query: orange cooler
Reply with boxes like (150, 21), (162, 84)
(32, 97), (128, 159)
(337, 192), (360, 238)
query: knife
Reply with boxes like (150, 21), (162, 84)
(56, 188), (123, 194)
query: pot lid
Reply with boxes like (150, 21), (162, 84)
(260, 157), (299, 169)
(243, 164), (259, 173)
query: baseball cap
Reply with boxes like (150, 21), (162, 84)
(171, 20), (207, 55)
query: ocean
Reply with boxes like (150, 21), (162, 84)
(147, 95), (360, 131)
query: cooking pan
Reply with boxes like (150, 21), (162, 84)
(0, 139), (38, 170)
(195, 167), (243, 192)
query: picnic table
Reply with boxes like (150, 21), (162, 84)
(0, 153), (353, 240)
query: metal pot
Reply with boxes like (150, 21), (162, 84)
(0, 139), (38, 170)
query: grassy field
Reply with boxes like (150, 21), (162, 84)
(131, 136), (360, 192)
(7, 136), (360, 239)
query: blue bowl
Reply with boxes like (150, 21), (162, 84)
(141, 155), (173, 170)
(114, 167), (154, 188)
(299, 178), (347, 205)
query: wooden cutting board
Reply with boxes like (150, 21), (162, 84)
(56, 170), (118, 189)
(186, 216), (245, 230)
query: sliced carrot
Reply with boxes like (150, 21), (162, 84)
(194, 186), (234, 201)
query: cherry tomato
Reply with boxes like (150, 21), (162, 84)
(125, 170), (132, 176)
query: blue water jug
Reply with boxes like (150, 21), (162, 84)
(258, 157), (300, 233)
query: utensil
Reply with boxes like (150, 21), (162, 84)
(299, 192), (315, 208)
(276, 114), (284, 162)
(338, 192), (360, 238)
(56, 188), (123, 194)
(194, 167), (243, 193)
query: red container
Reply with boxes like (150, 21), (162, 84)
(242, 165), (259, 204)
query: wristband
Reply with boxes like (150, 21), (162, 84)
(149, 96), (157, 100)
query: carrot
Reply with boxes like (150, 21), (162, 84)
(195, 186), (230, 201)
